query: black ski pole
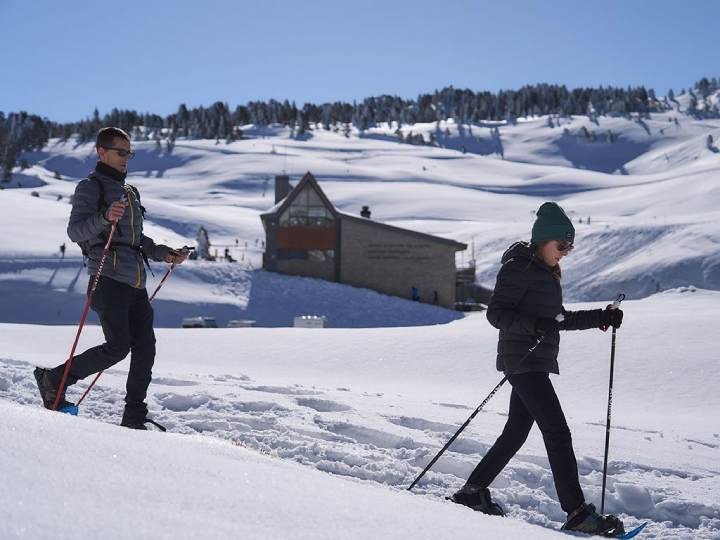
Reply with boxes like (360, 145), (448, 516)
(407, 314), (564, 491)
(600, 293), (625, 514)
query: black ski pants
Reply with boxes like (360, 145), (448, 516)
(51, 276), (155, 420)
(466, 371), (585, 514)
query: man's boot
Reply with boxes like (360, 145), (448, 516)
(121, 401), (149, 429)
(33, 367), (75, 411)
(121, 402), (166, 431)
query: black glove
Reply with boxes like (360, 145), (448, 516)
(534, 317), (560, 336)
(598, 306), (623, 331)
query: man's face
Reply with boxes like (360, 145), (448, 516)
(97, 137), (132, 173)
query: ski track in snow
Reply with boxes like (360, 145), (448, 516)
(1, 356), (718, 539)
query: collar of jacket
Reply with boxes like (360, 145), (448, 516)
(502, 241), (557, 276)
(95, 161), (127, 183)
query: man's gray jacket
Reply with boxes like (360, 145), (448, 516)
(67, 166), (171, 289)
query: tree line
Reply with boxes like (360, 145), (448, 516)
(3, 78), (720, 179)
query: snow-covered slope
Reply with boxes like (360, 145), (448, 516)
(1, 289), (718, 539)
(1, 400), (562, 540)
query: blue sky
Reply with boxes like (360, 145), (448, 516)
(1, 0), (717, 123)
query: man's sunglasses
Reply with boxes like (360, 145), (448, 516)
(101, 146), (135, 159)
(557, 241), (574, 252)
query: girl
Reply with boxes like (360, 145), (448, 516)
(450, 202), (625, 537)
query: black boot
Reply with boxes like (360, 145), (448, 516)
(121, 419), (148, 430)
(120, 418), (167, 431)
(449, 484), (505, 516)
(121, 402), (148, 428)
(561, 503), (625, 537)
(33, 367), (75, 411)
(121, 403), (166, 431)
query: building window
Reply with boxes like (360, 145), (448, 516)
(277, 249), (308, 260)
(279, 185), (335, 228)
(308, 250), (334, 262)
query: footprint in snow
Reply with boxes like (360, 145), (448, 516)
(296, 398), (351, 412)
(385, 416), (457, 433)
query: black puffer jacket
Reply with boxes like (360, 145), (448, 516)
(487, 242), (603, 375)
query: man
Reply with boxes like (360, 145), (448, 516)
(34, 127), (188, 430)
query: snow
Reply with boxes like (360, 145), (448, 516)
(1, 400), (562, 540)
(1, 108), (719, 539)
(1, 290), (718, 538)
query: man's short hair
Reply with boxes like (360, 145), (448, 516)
(96, 127), (131, 148)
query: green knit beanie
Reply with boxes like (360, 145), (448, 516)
(531, 202), (575, 245)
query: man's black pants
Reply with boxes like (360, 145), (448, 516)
(50, 276), (155, 421)
(466, 371), (585, 514)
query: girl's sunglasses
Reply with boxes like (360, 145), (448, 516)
(101, 146), (136, 159)
(557, 241), (574, 252)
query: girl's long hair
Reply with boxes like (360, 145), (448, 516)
(530, 241), (562, 279)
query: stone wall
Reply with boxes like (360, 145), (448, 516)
(339, 217), (458, 309)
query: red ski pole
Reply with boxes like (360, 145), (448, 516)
(52, 219), (119, 411)
(76, 246), (192, 406)
(149, 262), (176, 301)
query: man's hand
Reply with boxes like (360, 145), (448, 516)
(166, 247), (190, 265)
(105, 199), (127, 222)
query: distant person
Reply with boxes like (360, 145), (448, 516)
(449, 202), (625, 536)
(33, 127), (189, 430)
(59, 243), (66, 258)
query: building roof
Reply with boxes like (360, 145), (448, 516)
(338, 211), (466, 250)
(260, 172), (339, 220)
(261, 172), (467, 251)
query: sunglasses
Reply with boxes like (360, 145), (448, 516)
(101, 146), (135, 159)
(556, 241), (574, 252)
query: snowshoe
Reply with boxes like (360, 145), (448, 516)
(561, 502), (625, 537)
(121, 417), (167, 432)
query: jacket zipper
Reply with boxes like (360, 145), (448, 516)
(124, 185), (142, 288)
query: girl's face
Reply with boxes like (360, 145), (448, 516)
(538, 240), (574, 267)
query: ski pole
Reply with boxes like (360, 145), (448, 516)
(600, 292), (625, 514)
(52, 215), (121, 411)
(407, 314), (564, 491)
(76, 246), (193, 406)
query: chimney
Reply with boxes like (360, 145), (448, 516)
(360, 206), (371, 219)
(274, 175), (292, 204)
